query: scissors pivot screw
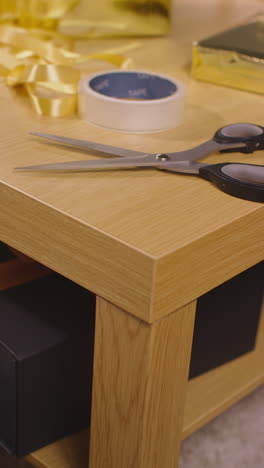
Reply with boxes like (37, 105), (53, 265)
(155, 154), (170, 161)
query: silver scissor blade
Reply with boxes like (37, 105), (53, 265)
(166, 140), (247, 162)
(15, 155), (156, 171)
(157, 161), (205, 174)
(30, 132), (148, 158)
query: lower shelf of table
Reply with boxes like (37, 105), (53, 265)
(27, 329), (264, 468)
(183, 300), (264, 437)
(26, 430), (90, 468)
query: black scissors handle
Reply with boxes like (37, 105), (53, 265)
(213, 123), (264, 154)
(199, 163), (264, 203)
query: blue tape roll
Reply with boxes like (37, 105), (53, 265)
(89, 71), (177, 100)
(79, 70), (186, 133)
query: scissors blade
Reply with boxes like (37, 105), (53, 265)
(15, 155), (157, 171)
(157, 161), (205, 174)
(166, 140), (247, 161)
(30, 132), (148, 158)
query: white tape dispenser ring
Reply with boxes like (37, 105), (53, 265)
(78, 70), (186, 133)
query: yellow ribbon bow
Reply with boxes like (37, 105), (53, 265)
(0, 1), (138, 116)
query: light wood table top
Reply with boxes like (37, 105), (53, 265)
(1, 0), (263, 323)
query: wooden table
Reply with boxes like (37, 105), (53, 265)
(0, 1), (264, 467)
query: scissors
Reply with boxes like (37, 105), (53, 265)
(16, 122), (264, 203)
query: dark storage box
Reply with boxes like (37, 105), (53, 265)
(189, 261), (264, 379)
(0, 274), (95, 457)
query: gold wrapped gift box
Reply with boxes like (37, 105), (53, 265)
(0, 0), (78, 28)
(192, 17), (264, 95)
(60, 0), (171, 37)
(0, 0), (171, 36)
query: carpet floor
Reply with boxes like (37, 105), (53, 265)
(180, 384), (264, 468)
(1, 384), (263, 468)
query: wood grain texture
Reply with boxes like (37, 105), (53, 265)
(153, 210), (264, 320)
(0, 184), (153, 321)
(0, 0), (263, 321)
(1, 2), (263, 468)
(27, 430), (89, 468)
(89, 297), (196, 468)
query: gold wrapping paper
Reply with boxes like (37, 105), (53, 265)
(16, 0), (79, 28)
(0, 1), (138, 116)
(60, 0), (171, 37)
(0, 0), (16, 22)
(192, 17), (264, 95)
(7, 63), (80, 116)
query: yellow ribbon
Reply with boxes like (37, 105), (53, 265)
(6, 63), (79, 116)
(0, 2), (138, 117)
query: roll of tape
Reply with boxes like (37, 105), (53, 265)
(78, 70), (186, 133)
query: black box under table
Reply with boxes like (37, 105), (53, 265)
(0, 274), (95, 457)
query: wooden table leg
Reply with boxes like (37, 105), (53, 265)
(89, 297), (196, 468)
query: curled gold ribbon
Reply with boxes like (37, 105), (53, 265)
(0, 25), (85, 65)
(0, 4), (138, 117)
(0, 25), (139, 65)
(0, 49), (20, 75)
(6, 63), (79, 116)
